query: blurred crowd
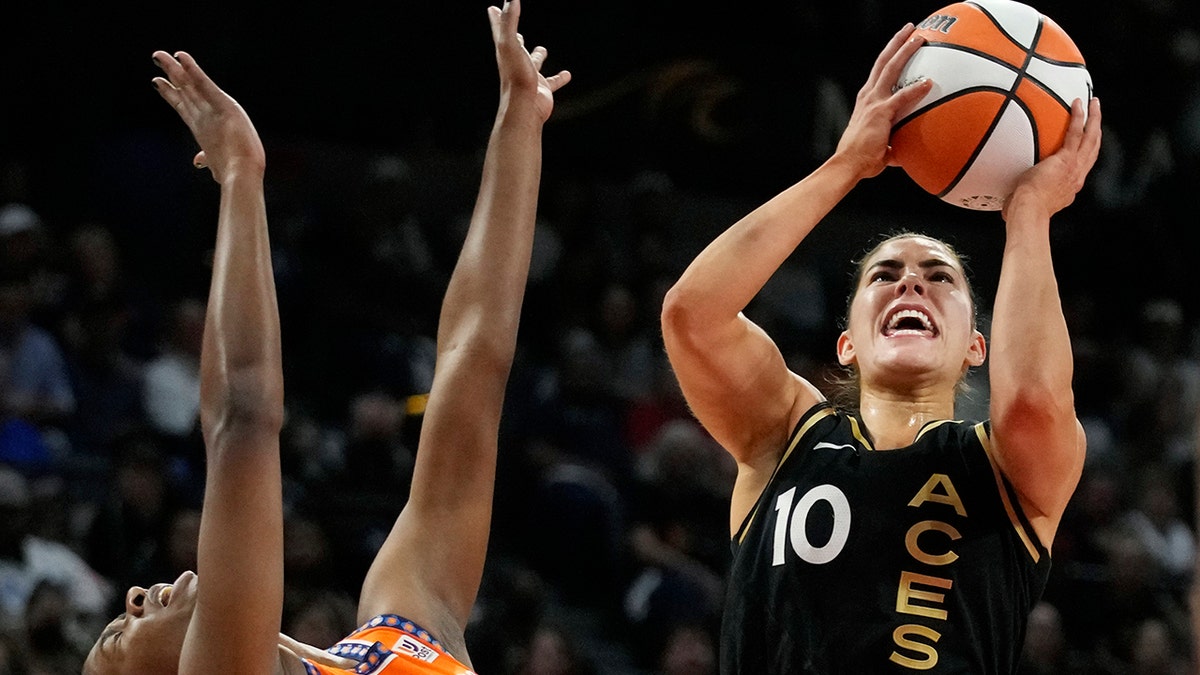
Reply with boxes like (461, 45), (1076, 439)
(2, 1), (1200, 673)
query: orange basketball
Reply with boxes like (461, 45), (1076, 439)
(890, 0), (1092, 210)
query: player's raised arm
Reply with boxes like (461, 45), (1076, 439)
(153, 50), (286, 675)
(989, 97), (1101, 549)
(353, 0), (569, 660)
(660, 25), (932, 529)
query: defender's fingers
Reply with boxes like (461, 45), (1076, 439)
(152, 76), (180, 100)
(546, 70), (572, 93)
(504, 0), (521, 25)
(487, 5), (504, 43)
(867, 23), (916, 85)
(530, 45), (547, 71)
(153, 50), (191, 89)
(174, 51), (224, 101)
(489, 1), (521, 39)
(152, 76), (197, 119)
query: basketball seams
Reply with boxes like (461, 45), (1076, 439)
(936, 16), (1040, 202)
(1030, 54), (1087, 69)
(963, 0), (1036, 52)
(935, 14), (1043, 198)
(1021, 72), (1073, 114)
(917, 41), (1023, 76)
(893, 85), (1012, 133)
(1004, 95), (1040, 165)
(1005, 17), (1044, 167)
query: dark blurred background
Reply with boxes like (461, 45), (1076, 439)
(2, 0), (1199, 673)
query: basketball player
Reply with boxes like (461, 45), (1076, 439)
(661, 23), (1101, 674)
(82, 1), (568, 673)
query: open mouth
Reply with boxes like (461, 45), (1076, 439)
(157, 585), (173, 607)
(883, 308), (937, 337)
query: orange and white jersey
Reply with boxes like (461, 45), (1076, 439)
(303, 615), (475, 675)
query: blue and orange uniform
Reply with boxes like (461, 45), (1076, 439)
(303, 615), (475, 675)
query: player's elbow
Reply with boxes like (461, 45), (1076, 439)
(202, 367), (285, 436)
(991, 380), (1076, 431)
(438, 336), (517, 385)
(991, 391), (1084, 484)
(661, 283), (710, 349)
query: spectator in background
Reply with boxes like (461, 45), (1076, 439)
(1072, 532), (1191, 670)
(0, 271), (75, 434)
(282, 589), (357, 651)
(63, 284), (145, 461)
(1121, 463), (1195, 587)
(623, 421), (731, 659)
(655, 623), (717, 675)
(1128, 617), (1192, 675)
(0, 259), (73, 474)
(1121, 298), (1200, 467)
(623, 354), (696, 454)
(82, 430), (179, 588)
(1019, 601), (1093, 675)
(0, 633), (29, 675)
(342, 390), (414, 487)
(60, 224), (154, 360)
(512, 624), (596, 675)
(141, 297), (205, 464)
(22, 580), (89, 673)
(0, 465), (112, 635)
(594, 282), (658, 405)
(0, 204), (67, 328)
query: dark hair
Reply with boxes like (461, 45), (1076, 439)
(825, 232), (980, 413)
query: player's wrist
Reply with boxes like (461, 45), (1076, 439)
(216, 158), (266, 185)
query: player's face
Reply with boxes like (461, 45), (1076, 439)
(837, 236), (985, 391)
(84, 570), (198, 674)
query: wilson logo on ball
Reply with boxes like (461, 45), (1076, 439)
(918, 15), (959, 33)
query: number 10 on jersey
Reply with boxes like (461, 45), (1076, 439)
(772, 484), (852, 566)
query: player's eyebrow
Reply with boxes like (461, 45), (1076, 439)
(99, 613), (128, 648)
(869, 258), (955, 271)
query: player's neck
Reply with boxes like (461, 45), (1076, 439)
(856, 390), (954, 450)
(277, 633), (356, 674)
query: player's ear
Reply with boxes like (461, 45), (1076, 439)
(966, 330), (986, 367)
(837, 331), (856, 366)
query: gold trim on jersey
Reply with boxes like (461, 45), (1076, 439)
(914, 419), (957, 443)
(737, 406), (837, 544)
(974, 423), (1041, 563)
(848, 416), (875, 451)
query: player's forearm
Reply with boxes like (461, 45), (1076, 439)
(435, 98), (542, 376)
(989, 210), (1074, 415)
(200, 172), (284, 434)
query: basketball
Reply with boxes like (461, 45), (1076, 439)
(890, 0), (1092, 211)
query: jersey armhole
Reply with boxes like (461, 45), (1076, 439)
(732, 402), (837, 545)
(973, 421), (1050, 563)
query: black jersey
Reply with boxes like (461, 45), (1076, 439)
(721, 402), (1050, 674)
